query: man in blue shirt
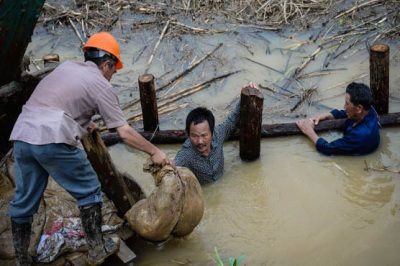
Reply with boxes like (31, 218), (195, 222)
(296, 82), (380, 155)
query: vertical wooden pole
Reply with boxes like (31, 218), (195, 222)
(138, 74), (159, 131)
(370, 44), (389, 114)
(240, 86), (264, 161)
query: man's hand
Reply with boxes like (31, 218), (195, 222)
(87, 121), (97, 133)
(247, 81), (259, 90)
(296, 118), (319, 144)
(310, 113), (334, 125)
(296, 119), (315, 134)
(150, 149), (171, 167)
(116, 124), (171, 166)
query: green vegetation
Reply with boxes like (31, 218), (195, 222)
(213, 247), (245, 266)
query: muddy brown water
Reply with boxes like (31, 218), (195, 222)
(108, 128), (400, 265)
(25, 13), (400, 265)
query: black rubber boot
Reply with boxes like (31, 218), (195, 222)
(11, 220), (32, 266)
(79, 203), (119, 265)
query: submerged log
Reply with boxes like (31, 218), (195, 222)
(101, 112), (400, 146)
(82, 130), (142, 217)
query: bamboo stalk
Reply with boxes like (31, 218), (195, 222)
(334, 0), (382, 19)
(243, 57), (284, 75)
(144, 20), (170, 74)
(68, 18), (85, 45)
(156, 43), (223, 93)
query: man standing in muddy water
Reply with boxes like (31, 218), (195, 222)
(175, 82), (258, 184)
(8, 32), (170, 266)
(296, 82), (380, 155)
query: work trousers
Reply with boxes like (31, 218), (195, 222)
(9, 141), (102, 224)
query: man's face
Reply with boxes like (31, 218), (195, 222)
(189, 120), (212, 156)
(344, 93), (361, 119)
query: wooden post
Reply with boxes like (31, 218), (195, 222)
(370, 44), (389, 114)
(138, 74), (159, 132)
(43, 53), (59, 68)
(82, 130), (138, 217)
(240, 86), (264, 161)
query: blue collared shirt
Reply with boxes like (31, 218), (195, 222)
(316, 107), (380, 155)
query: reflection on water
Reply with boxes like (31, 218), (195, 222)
(108, 128), (400, 266)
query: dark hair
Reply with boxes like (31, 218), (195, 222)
(84, 48), (116, 68)
(185, 107), (215, 135)
(346, 82), (373, 110)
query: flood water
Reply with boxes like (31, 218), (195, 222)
(109, 128), (400, 265)
(26, 8), (400, 265)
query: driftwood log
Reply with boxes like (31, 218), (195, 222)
(101, 112), (400, 146)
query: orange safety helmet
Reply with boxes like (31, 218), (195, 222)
(83, 32), (123, 70)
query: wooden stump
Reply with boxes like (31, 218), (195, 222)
(43, 53), (60, 68)
(138, 74), (159, 132)
(240, 86), (264, 161)
(370, 44), (389, 114)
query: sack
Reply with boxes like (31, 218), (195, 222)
(125, 162), (204, 241)
(172, 167), (204, 237)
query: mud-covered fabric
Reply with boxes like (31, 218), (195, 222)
(0, 172), (123, 263)
(125, 163), (204, 241)
(175, 100), (240, 184)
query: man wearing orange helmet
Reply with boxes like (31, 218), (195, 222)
(8, 32), (170, 265)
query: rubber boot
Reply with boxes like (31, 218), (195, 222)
(79, 203), (119, 265)
(11, 220), (32, 266)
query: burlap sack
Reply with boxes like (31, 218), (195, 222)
(125, 161), (204, 241)
(172, 167), (204, 237)
(125, 165), (184, 241)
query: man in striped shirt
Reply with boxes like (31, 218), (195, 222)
(175, 82), (258, 184)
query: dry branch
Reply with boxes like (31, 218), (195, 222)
(156, 43), (223, 93)
(145, 20), (170, 74)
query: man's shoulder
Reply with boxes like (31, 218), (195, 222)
(181, 138), (193, 149)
